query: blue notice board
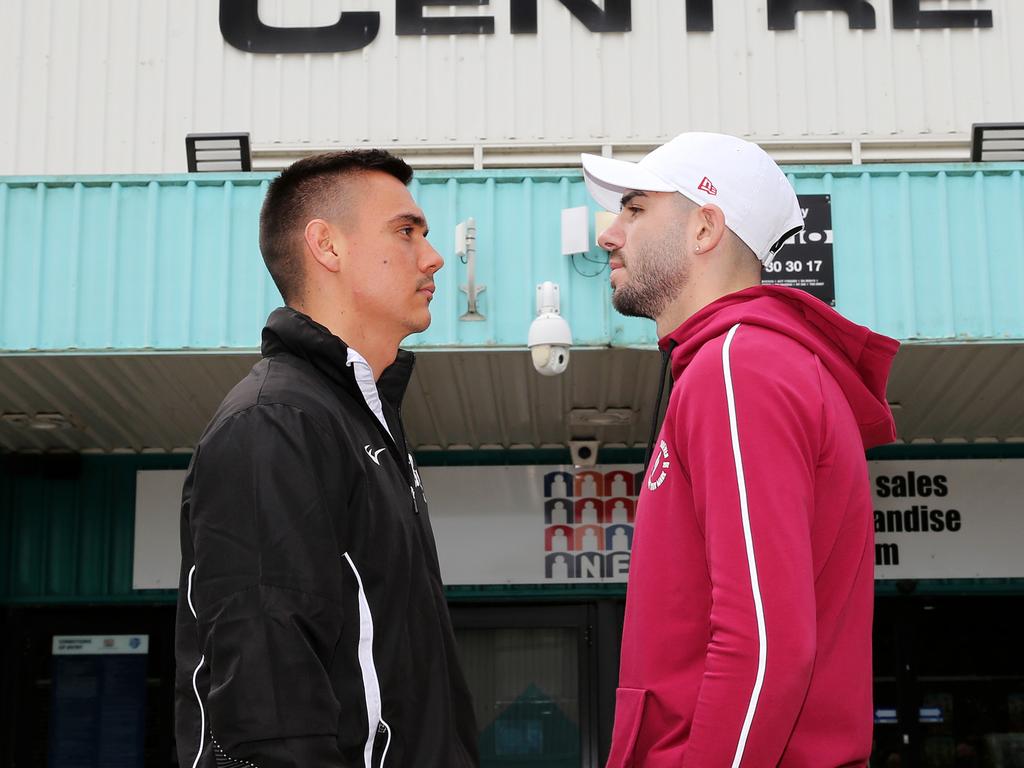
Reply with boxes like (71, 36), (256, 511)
(49, 635), (149, 768)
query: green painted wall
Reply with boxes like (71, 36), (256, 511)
(0, 454), (187, 603)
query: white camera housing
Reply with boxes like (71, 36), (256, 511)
(528, 282), (572, 376)
(569, 439), (600, 467)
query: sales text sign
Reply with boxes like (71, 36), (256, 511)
(869, 460), (1024, 579)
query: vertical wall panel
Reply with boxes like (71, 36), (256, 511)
(0, 455), (188, 602)
(1, 0), (1022, 174)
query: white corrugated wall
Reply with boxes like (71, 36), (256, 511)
(1, 0), (1021, 174)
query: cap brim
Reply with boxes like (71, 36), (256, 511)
(580, 153), (676, 212)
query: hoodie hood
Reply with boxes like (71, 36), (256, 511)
(660, 286), (899, 449)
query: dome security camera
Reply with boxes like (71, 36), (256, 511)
(528, 282), (572, 376)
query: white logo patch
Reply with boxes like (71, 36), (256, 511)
(364, 445), (386, 466)
(407, 454), (422, 487)
(647, 439), (670, 491)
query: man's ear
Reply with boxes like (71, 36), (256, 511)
(303, 219), (342, 273)
(693, 204), (727, 254)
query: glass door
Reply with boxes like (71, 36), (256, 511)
(451, 604), (598, 768)
(872, 593), (1024, 767)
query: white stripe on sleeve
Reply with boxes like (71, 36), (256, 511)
(722, 323), (769, 768)
(343, 552), (388, 768)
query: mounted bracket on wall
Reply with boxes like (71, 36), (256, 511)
(455, 218), (486, 321)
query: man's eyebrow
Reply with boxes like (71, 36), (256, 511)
(388, 212), (429, 235)
(620, 190), (648, 207)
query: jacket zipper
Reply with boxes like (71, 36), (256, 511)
(343, 375), (420, 515)
(396, 405), (420, 515)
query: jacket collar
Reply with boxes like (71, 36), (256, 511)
(260, 307), (415, 409)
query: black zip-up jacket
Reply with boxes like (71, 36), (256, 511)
(174, 307), (479, 768)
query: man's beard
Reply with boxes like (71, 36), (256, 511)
(611, 227), (689, 320)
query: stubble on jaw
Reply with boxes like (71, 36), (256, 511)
(611, 216), (691, 321)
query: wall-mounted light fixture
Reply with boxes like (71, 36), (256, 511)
(185, 132), (252, 172)
(970, 123), (1024, 162)
(1, 412), (74, 430)
(570, 408), (635, 428)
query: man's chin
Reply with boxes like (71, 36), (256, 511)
(404, 312), (432, 336)
(611, 289), (653, 320)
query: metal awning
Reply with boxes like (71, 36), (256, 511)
(1, 165), (1023, 454)
(2, 343), (1022, 453)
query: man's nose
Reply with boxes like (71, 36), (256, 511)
(422, 241), (444, 274)
(598, 217), (625, 252)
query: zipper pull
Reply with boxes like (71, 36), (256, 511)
(410, 486), (420, 515)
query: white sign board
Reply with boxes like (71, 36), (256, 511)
(868, 460), (1024, 579)
(135, 460), (1024, 590)
(425, 465), (642, 585)
(426, 460), (1024, 584)
(133, 470), (186, 589)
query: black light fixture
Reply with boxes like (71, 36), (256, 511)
(970, 123), (1024, 162)
(185, 132), (252, 172)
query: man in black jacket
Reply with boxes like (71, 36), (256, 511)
(175, 150), (479, 768)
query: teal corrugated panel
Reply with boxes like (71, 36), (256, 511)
(0, 175), (278, 352)
(986, 171), (1024, 337)
(411, 171), (628, 347)
(1, 165), (1023, 352)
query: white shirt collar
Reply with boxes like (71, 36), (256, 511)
(346, 347), (393, 441)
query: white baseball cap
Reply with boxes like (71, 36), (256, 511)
(581, 132), (803, 265)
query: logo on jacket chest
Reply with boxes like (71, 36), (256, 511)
(364, 444), (386, 466)
(647, 440), (670, 491)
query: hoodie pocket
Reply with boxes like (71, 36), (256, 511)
(605, 687), (649, 768)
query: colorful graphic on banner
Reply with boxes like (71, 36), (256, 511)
(541, 468), (641, 581)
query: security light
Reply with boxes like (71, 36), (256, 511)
(185, 132), (252, 172)
(970, 123), (1024, 162)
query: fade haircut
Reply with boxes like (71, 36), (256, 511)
(259, 149), (414, 303)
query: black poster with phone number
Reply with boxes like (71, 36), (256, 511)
(761, 194), (834, 306)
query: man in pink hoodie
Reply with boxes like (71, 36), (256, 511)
(581, 133), (899, 767)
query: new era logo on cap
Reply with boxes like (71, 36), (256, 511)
(698, 176), (718, 195)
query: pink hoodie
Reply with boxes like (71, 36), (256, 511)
(607, 286), (898, 768)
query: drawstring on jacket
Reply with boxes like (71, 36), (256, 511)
(643, 340), (678, 473)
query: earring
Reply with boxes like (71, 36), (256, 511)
(695, 245), (701, 253)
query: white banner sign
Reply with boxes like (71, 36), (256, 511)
(868, 460), (1024, 579)
(136, 460), (1024, 589)
(425, 465), (643, 586)
(426, 460), (1024, 584)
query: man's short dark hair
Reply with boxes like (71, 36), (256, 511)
(259, 149), (414, 303)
